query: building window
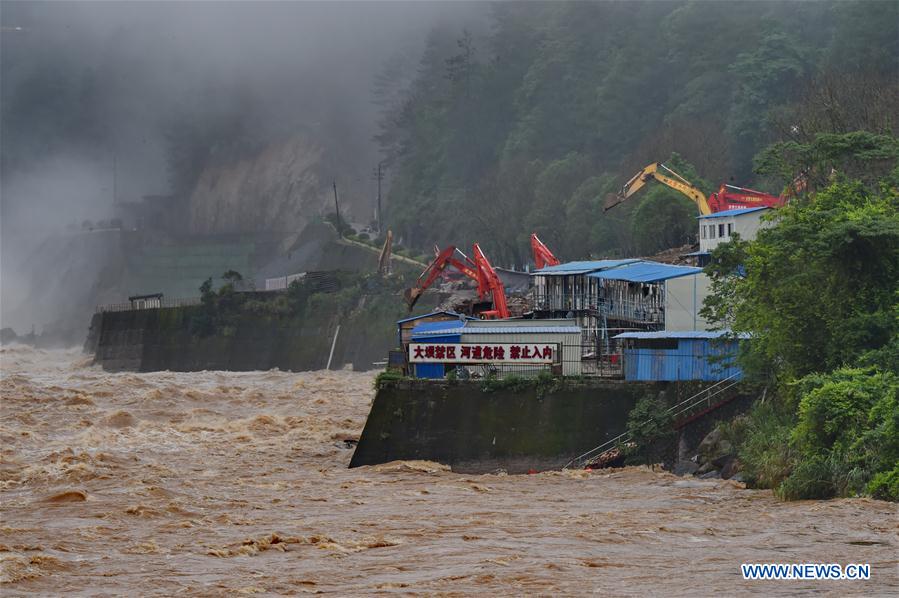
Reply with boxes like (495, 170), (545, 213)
(701, 225), (707, 239)
(719, 223), (725, 238)
(727, 223), (734, 236)
(634, 338), (679, 350)
(708, 225), (715, 239)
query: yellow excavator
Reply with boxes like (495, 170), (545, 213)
(604, 162), (713, 215)
(605, 162), (788, 216)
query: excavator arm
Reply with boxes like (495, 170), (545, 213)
(530, 233), (560, 270)
(604, 162), (712, 215)
(406, 246), (468, 310)
(433, 244), (478, 280)
(405, 243), (509, 319)
(472, 243), (509, 319)
(405, 245), (480, 311)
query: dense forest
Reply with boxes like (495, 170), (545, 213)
(377, 1), (898, 263)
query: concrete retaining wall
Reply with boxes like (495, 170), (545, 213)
(351, 379), (667, 473)
(350, 379), (760, 474)
(90, 298), (422, 372)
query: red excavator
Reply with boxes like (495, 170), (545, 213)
(604, 162), (788, 215)
(530, 233), (560, 269)
(405, 244), (510, 319)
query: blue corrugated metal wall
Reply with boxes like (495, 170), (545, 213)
(415, 363), (447, 379)
(411, 333), (461, 379)
(623, 339), (742, 381)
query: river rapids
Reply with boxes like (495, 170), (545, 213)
(1, 345), (896, 596)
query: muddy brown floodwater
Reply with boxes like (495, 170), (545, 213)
(1, 346), (896, 596)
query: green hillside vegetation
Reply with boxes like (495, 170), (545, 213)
(376, 1), (897, 263)
(190, 270), (421, 340)
(702, 132), (899, 501)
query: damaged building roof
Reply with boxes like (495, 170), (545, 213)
(396, 311), (474, 325)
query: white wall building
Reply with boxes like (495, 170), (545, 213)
(664, 272), (711, 332)
(698, 207), (772, 253)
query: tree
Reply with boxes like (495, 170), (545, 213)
(626, 393), (675, 466)
(703, 179), (899, 381)
(702, 168), (899, 501)
(524, 152), (591, 253)
(755, 132), (899, 195)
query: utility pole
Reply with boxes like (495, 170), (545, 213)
(372, 162), (385, 233)
(332, 180), (342, 236)
(112, 153), (118, 205)
(377, 162), (382, 233)
(378, 162), (384, 234)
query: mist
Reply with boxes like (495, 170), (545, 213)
(0, 0), (484, 339)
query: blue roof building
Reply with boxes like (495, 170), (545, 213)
(697, 207), (769, 219)
(396, 311), (475, 348)
(531, 258), (713, 366)
(614, 330), (746, 382)
(533, 259), (641, 276)
(587, 262), (701, 283)
(407, 318), (583, 378)
(698, 206), (772, 254)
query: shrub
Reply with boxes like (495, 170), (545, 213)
(479, 371), (560, 394)
(788, 367), (899, 499)
(481, 374), (527, 393)
(736, 401), (796, 490)
(777, 454), (835, 500)
(867, 464), (899, 501)
(374, 370), (405, 389)
(625, 393), (675, 466)
(735, 368), (899, 500)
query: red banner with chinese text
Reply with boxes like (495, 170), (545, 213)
(408, 343), (556, 364)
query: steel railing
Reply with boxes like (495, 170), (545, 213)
(534, 293), (663, 323)
(96, 297), (202, 313)
(564, 373), (742, 469)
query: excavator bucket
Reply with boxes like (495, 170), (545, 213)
(404, 287), (423, 311)
(603, 192), (624, 211)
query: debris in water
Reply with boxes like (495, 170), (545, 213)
(41, 490), (87, 503)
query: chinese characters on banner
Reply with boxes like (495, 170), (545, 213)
(408, 343), (556, 364)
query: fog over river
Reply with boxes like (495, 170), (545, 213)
(1, 346), (896, 596)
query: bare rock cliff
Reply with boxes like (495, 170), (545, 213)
(188, 135), (326, 235)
